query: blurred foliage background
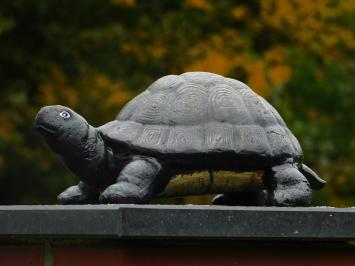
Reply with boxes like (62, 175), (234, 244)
(0, 0), (354, 206)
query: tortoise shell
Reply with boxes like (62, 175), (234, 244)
(99, 72), (302, 158)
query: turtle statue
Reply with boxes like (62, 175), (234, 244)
(34, 72), (325, 206)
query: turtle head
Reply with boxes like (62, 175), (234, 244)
(35, 105), (111, 186)
(34, 105), (90, 154)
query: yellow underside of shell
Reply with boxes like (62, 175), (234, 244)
(161, 170), (264, 197)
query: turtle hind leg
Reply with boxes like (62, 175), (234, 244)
(58, 181), (100, 204)
(99, 156), (162, 204)
(263, 162), (311, 206)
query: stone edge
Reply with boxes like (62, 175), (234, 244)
(0, 205), (354, 240)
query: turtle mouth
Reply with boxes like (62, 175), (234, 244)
(35, 123), (58, 136)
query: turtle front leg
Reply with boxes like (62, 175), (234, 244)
(99, 156), (162, 204)
(58, 181), (100, 204)
(263, 162), (311, 206)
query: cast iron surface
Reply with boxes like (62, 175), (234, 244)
(34, 72), (326, 205)
(0, 205), (354, 240)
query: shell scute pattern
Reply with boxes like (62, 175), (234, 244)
(224, 77), (250, 90)
(130, 92), (171, 125)
(135, 125), (169, 150)
(205, 123), (234, 152)
(181, 72), (224, 86)
(258, 97), (287, 127)
(170, 84), (209, 125)
(234, 125), (272, 155)
(116, 91), (148, 121)
(239, 90), (278, 127)
(147, 75), (185, 93)
(266, 125), (295, 156)
(104, 72), (302, 157)
(209, 84), (252, 124)
(100, 120), (142, 143)
(166, 126), (203, 153)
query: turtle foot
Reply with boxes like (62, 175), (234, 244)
(57, 183), (99, 204)
(265, 163), (311, 206)
(99, 183), (146, 204)
(268, 188), (311, 207)
(99, 156), (160, 204)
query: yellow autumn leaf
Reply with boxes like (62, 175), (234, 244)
(267, 65), (292, 86)
(264, 46), (288, 64)
(232, 6), (248, 20)
(246, 61), (269, 96)
(185, 49), (234, 76)
(186, 0), (211, 10)
(111, 0), (135, 6)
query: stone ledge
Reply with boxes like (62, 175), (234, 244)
(0, 205), (354, 241)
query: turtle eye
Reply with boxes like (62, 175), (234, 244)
(59, 111), (71, 119)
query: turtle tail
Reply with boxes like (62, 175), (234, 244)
(300, 164), (326, 189)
